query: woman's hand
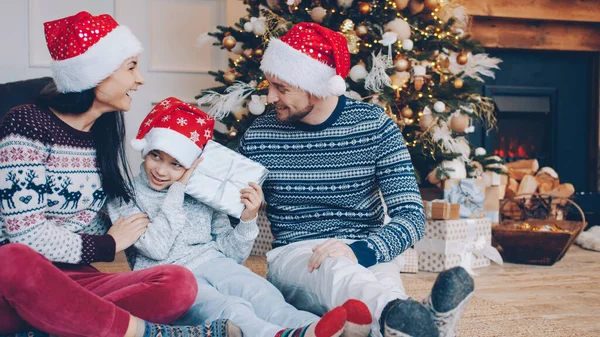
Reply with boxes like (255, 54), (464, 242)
(178, 157), (203, 185)
(239, 182), (263, 222)
(107, 213), (150, 253)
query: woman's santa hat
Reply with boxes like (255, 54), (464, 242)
(260, 22), (350, 98)
(44, 11), (142, 93)
(131, 97), (215, 168)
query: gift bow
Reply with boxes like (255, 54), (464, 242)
(459, 236), (503, 276)
(445, 179), (485, 218)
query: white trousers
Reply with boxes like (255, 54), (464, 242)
(266, 239), (410, 337)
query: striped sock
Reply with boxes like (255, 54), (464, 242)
(275, 306), (347, 337)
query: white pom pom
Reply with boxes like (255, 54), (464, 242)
(328, 75), (347, 96)
(433, 101), (446, 113)
(248, 95), (266, 115)
(474, 147), (487, 156)
(402, 39), (414, 51)
(130, 138), (147, 151)
(349, 64), (368, 82)
(244, 22), (254, 32)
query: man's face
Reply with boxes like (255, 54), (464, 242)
(264, 73), (314, 123)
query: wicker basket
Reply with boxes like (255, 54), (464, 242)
(492, 194), (586, 266)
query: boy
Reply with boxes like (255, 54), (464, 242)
(107, 97), (373, 337)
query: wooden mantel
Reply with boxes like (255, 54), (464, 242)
(461, 0), (600, 51)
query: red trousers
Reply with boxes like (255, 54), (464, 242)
(0, 244), (198, 337)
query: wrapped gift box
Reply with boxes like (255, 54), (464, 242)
(484, 186), (501, 223)
(415, 218), (502, 273)
(186, 140), (269, 219)
(442, 178), (486, 219)
(252, 206), (419, 273)
(423, 200), (460, 220)
(483, 171), (508, 200)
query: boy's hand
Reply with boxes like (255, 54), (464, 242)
(178, 157), (203, 185)
(240, 182), (263, 222)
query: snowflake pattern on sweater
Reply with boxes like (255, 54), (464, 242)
(0, 105), (115, 264)
(239, 95), (425, 263)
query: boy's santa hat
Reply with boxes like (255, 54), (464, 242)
(260, 22), (350, 98)
(44, 11), (142, 93)
(131, 97), (215, 168)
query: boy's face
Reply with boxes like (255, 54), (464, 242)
(144, 150), (186, 191)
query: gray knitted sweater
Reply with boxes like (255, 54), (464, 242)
(105, 166), (259, 271)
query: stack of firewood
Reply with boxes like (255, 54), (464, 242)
(504, 159), (575, 199)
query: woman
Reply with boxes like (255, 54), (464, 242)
(0, 11), (238, 337)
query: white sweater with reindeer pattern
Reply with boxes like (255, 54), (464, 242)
(0, 104), (115, 264)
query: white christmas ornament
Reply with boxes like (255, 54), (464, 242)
(441, 159), (467, 179)
(423, 106), (432, 115)
(231, 42), (243, 55)
(385, 18), (411, 41)
(401, 39), (414, 51)
(310, 7), (327, 23)
(344, 90), (363, 101)
(412, 65), (426, 76)
(244, 22), (254, 33)
(349, 63), (368, 82)
(245, 17), (267, 36)
(337, 0), (354, 8)
(433, 101), (446, 113)
(474, 147), (487, 156)
(248, 95), (267, 115)
(379, 32), (398, 47)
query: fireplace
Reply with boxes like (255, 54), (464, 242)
(485, 86), (556, 167)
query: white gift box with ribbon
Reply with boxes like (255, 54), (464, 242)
(186, 140), (269, 219)
(415, 218), (503, 274)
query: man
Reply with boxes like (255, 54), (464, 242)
(239, 22), (474, 337)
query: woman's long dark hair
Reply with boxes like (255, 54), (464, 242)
(37, 81), (134, 202)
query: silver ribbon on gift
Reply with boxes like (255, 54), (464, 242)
(415, 221), (503, 275)
(444, 179), (485, 218)
(185, 140), (269, 218)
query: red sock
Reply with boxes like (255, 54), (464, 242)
(341, 299), (372, 337)
(315, 306), (347, 337)
(275, 306), (347, 337)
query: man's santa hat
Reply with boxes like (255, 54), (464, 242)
(131, 97), (215, 168)
(44, 11), (142, 93)
(260, 22), (350, 98)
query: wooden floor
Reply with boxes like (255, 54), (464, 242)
(403, 245), (600, 335)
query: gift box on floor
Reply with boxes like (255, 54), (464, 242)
(442, 178), (486, 219)
(484, 186), (501, 223)
(251, 206), (419, 273)
(423, 200), (460, 220)
(415, 218), (503, 273)
(186, 140), (269, 219)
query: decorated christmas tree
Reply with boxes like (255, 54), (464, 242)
(197, 0), (504, 185)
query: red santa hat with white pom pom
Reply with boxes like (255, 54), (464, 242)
(260, 22), (350, 98)
(131, 97), (215, 168)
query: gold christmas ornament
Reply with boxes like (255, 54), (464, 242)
(414, 76), (425, 91)
(253, 48), (264, 59)
(310, 6), (327, 23)
(401, 106), (414, 118)
(394, 56), (410, 72)
(437, 56), (451, 71)
(257, 79), (269, 90)
(409, 0), (425, 14)
(395, 0), (410, 10)
(355, 24), (368, 37)
(450, 113), (470, 133)
(419, 113), (435, 131)
(223, 72), (236, 84)
(222, 35), (237, 51)
(456, 52), (469, 65)
(340, 19), (360, 54)
(358, 2), (372, 15)
(390, 71), (410, 88)
(453, 78), (464, 89)
(424, 0), (439, 10)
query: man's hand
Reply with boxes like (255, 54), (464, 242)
(308, 238), (358, 273)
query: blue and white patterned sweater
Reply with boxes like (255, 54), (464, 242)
(239, 95), (425, 266)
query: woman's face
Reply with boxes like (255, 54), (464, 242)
(95, 56), (144, 112)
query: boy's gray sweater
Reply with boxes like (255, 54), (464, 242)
(105, 167), (259, 271)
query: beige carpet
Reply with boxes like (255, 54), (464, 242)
(95, 255), (589, 337)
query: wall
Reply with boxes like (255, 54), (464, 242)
(0, 0), (247, 172)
